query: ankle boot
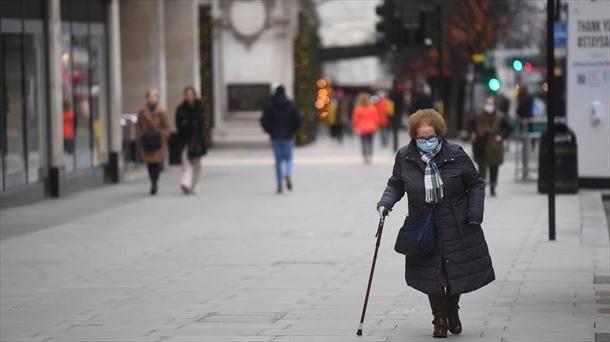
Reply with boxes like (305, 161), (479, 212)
(447, 294), (462, 334)
(428, 295), (448, 338)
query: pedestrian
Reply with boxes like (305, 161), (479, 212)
(377, 109), (495, 338)
(260, 86), (302, 194)
(411, 80), (434, 112)
(389, 79), (406, 151)
(136, 88), (170, 195)
(469, 96), (512, 196)
(375, 90), (392, 148)
(175, 86), (206, 195)
(352, 92), (379, 164)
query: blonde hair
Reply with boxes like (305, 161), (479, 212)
(145, 88), (160, 98)
(356, 92), (370, 107)
(407, 109), (447, 138)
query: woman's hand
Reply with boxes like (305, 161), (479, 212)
(377, 206), (388, 217)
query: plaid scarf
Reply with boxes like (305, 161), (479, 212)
(420, 142), (444, 203)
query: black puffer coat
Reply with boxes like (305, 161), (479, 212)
(260, 93), (302, 140)
(378, 139), (495, 296)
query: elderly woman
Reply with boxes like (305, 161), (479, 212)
(377, 109), (495, 338)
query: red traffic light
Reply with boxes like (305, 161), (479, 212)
(524, 62), (533, 72)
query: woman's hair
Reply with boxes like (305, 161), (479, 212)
(407, 109), (447, 138)
(184, 86), (197, 97)
(356, 92), (370, 107)
(145, 88), (160, 98)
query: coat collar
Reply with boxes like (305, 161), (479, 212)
(404, 138), (457, 170)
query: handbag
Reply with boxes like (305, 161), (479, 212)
(187, 137), (207, 158)
(141, 132), (162, 151)
(394, 208), (436, 256)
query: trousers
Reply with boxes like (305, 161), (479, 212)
(271, 139), (294, 188)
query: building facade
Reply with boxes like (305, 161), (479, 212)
(0, 0), (300, 208)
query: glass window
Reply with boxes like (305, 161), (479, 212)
(71, 23), (92, 170)
(61, 0), (109, 171)
(24, 19), (47, 183)
(1, 27), (26, 188)
(0, 0), (48, 191)
(90, 23), (108, 166)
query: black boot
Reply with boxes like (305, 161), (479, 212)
(447, 294), (462, 335)
(285, 176), (293, 191)
(490, 185), (497, 197)
(428, 295), (448, 338)
(150, 182), (158, 195)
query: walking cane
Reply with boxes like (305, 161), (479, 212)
(356, 214), (386, 336)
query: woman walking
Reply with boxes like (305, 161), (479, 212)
(352, 92), (379, 164)
(377, 109), (495, 338)
(136, 89), (170, 195)
(175, 86), (206, 195)
(469, 96), (512, 196)
(260, 86), (302, 194)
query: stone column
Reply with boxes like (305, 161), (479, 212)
(47, 0), (63, 197)
(107, 0), (122, 182)
(164, 0), (200, 120)
(119, 0), (167, 114)
(211, 0), (225, 129)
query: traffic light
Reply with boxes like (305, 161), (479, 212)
(524, 62), (533, 72)
(512, 59), (523, 71)
(376, 0), (402, 49)
(487, 77), (501, 92)
(376, 0), (394, 46)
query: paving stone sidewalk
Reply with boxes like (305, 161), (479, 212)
(1, 138), (609, 342)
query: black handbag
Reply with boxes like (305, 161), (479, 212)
(394, 208), (436, 256)
(141, 132), (162, 151)
(187, 134), (207, 159)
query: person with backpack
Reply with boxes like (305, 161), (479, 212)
(260, 86), (302, 194)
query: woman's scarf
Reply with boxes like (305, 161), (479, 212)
(420, 142), (444, 203)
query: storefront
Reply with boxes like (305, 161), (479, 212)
(0, 0), (113, 207)
(0, 0), (48, 193)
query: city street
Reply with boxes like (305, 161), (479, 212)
(1, 138), (609, 342)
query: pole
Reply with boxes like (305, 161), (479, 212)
(356, 216), (386, 336)
(436, 4), (443, 109)
(546, 0), (556, 240)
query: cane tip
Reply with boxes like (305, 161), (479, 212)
(356, 329), (363, 336)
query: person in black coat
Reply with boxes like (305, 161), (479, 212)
(377, 109), (495, 338)
(260, 86), (302, 194)
(175, 86), (206, 195)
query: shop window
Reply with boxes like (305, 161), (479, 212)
(0, 0), (47, 191)
(60, 0), (108, 171)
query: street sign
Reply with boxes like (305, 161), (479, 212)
(554, 21), (567, 46)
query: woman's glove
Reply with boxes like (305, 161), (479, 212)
(377, 206), (388, 217)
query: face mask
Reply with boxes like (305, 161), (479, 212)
(416, 137), (439, 153)
(484, 104), (495, 114)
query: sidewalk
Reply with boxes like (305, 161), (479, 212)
(1, 137), (608, 342)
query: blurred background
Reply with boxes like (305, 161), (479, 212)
(0, 0), (608, 205)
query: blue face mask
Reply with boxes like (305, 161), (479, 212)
(416, 137), (439, 153)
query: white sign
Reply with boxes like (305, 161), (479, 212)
(567, 0), (610, 180)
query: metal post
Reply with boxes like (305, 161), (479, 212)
(546, 0), (556, 240)
(436, 4), (442, 108)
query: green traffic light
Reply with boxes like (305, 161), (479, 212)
(512, 59), (523, 71)
(488, 78), (501, 92)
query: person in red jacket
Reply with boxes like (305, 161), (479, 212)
(375, 90), (392, 148)
(352, 92), (379, 164)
